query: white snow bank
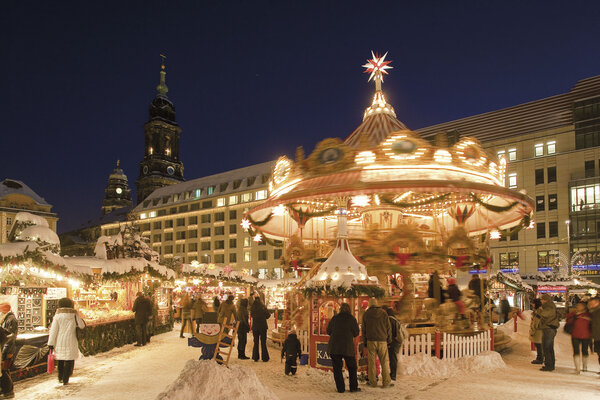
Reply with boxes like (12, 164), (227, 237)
(15, 211), (49, 227)
(156, 359), (279, 400)
(16, 225), (60, 245)
(0, 242), (39, 257)
(399, 351), (505, 378)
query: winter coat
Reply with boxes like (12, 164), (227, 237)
(590, 305), (600, 340)
(250, 302), (270, 332)
(281, 333), (302, 359)
(362, 306), (392, 344)
(428, 273), (442, 303)
(327, 311), (360, 357)
(237, 306), (250, 334)
(132, 295), (152, 324)
(468, 277), (482, 298)
(1, 312), (18, 358)
(193, 299), (208, 320)
(529, 312), (543, 343)
(566, 311), (591, 339)
(48, 308), (86, 361)
(538, 300), (559, 330)
(218, 301), (237, 325)
(447, 285), (462, 302)
(389, 315), (402, 345)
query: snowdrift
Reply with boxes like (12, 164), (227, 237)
(399, 351), (506, 378)
(156, 360), (279, 400)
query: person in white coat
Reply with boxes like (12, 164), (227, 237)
(48, 298), (86, 385)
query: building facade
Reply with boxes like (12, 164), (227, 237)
(102, 160), (133, 215)
(415, 75), (600, 282)
(0, 179), (58, 243)
(101, 161), (283, 278)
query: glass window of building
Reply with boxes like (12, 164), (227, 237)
(229, 195), (238, 205)
(190, 203), (200, 211)
(202, 200), (212, 209)
(229, 224), (237, 234)
(548, 221), (558, 238)
(165, 232), (173, 241)
(153, 234), (161, 242)
(189, 243), (198, 252)
(508, 148), (516, 161)
(274, 249), (283, 259)
(169, 207), (177, 214)
(229, 253), (237, 263)
(201, 241), (211, 250)
(548, 194), (557, 210)
(570, 183), (600, 211)
(244, 251), (251, 262)
(255, 190), (267, 200)
(201, 254), (211, 263)
(244, 237), (251, 247)
(546, 141), (556, 155)
(165, 220), (173, 228)
(537, 250), (559, 272)
(215, 226), (225, 235)
(535, 169), (544, 185)
(509, 230), (518, 241)
(241, 193), (252, 202)
(176, 218), (185, 226)
(536, 195), (545, 212)
(164, 245), (173, 254)
(201, 228), (211, 237)
(201, 214), (211, 223)
(178, 205), (188, 213)
(497, 150), (505, 159)
(176, 244), (185, 253)
(189, 230), (198, 238)
(173, 194), (180, 202)
(547, 167), (556, 183)
(216, 197), (226, 207)
(188, 216), (198, 225)
(537, 222), (546, 239)
(207, 186), (214, 195)
(215, 254), (224, 263)
(176, 231), (186, 240)
(229, 238), (237, 248)
(215, 240), (225, 249)
(508, 173), (517, 188)
(6, 217), (12, 225)
(585, 160), (595, 178)
(534, 143), (544, 157)
(574, 97), (600, 150)
(149, 211), (157, 218)
(153, 221), (162, 229)
(195, 189), (202, 198)
(215, 212), (225, 221)
(140, 213), (147, 219)
(258, 250), (267, 261)
(229, 210), (237, 220)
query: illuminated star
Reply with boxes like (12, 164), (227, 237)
(253, 233), (263, 242)
(362, 51), (393, 82)
(240, 218), (251, 230)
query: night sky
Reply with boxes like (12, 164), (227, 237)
(3, 1), (600, 233)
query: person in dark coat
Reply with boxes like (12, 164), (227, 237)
(0, 303), (17, 398)
(587, 297), (600, 372)
(213, 296), (221, 312)
(446, 278), (465, 315)
(281, 331), (302, 375)
(538, 294), (559, 371)
(385, 307), (402, 380)
(468, 274), (482, 298)
(250, 297), (270, 362)
(132, 292), (152, 346)
(327, 303), (360, 393)
(428, 270), (442, 304)
(362, 298), (392, 388)
(236, 298), (250, 359)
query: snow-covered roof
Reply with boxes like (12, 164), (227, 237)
(181, 262), (258, 283)
(0, 179), (51, 206)
(0, 242), (39, 258)
(16, 225), (60, 246)
(135, 161), (274, 211)
(64, 256), (176, 279)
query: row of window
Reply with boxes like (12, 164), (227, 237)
(141, 189), (268, 215)
(498, 252), (519, 270)
(535, 194), (558, 212)
(140, 210), (239, 228)
(497, 141), (556, 162)
(534, 167), (557, 185)
(161, 247), (283, 263)
(537, 221), (559, 239)
(570, 183), (600, 212)
(153, 236), (267, 249)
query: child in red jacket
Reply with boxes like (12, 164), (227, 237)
(566, 302), (591, 374)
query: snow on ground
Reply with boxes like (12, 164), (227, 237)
(13, 321), (600, 400)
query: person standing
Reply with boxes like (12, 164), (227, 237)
(586, 296), (600, 373)
(193, 296), (208, 333)
(538, 294), (559, 371)
(327, 303), (360, 393)
(212, 296), (221, 312)
(499, 295), (511, 324)
(529, 298), (544, 365)
(428, 270), (442, 304)
(47, 298), (86, 385)
(385, 307), (402, 381)
(281, 331), (302, 376)
(218, 295), (237, 327)
(236, 298), (250, 359)
(133, 292), (152, 345)
(0, 303), (17, 398)
(250, 296), (270, 362)
(468, 274), (482, 299)
(566, 301), (591, 374)
(362, 298), (393, 388)
(179, 293), (194, 338)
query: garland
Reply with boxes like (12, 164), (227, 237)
(102, 265), (174, 282)
(0, 250), (94, 285)
(469, 194), (521, 213)
(247, 226), (284, 247)
(179, 271), (257, 286)
(285, 205), (337, 224)
(247, 212), (274, 227)
(301, 284), (385, 298)
(380, 193), (451, 208)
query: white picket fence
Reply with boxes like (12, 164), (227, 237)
(401, 333), (433, 356)
(297, 330), (310, 353)
(442, 330), (491, 359)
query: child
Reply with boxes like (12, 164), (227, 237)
(281, 330), (302, 376)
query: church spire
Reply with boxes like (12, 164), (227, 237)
(156, 54), (169, 97)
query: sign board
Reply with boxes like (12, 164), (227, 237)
(500, 268), (519, 274)
(537, 267), (553, 273)
(46, 287), (67, 299)
(537, 285), (567, 294)
(315, 341), (332, 368)
(572, 264), (600, 276)
(468, 268), (487, 275)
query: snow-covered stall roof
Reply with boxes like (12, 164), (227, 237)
(181, 262), (257, 284)
(0, 242), (39, 258)
(64, 256), (176, 280)
(0, 179), (51, 206)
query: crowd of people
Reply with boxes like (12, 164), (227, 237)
(530, 294), (600, 374)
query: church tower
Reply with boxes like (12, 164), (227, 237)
(136, 58), (185, 203)
(102, 160), (133, 215)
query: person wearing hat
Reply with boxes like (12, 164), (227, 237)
(362, 298), (393, 388)
(0, 303), (17, 398)
(281, 330), (302, 376)
(538, 294), (559, 371)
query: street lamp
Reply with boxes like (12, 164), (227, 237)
(565, 220), (571, 274)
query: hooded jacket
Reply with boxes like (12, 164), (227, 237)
(48, 308), (86, 360)
(281, 333), (302, 359)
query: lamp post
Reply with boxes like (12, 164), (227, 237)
(565, 220), (571, 274)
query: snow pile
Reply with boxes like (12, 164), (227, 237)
(0, 242), (39, 257)
(14, 212), (49, 227)
(16, 225), (59, 245)
(156, 360), (280, 400)
(399, 351), (505, 378)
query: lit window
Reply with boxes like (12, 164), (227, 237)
(535, 143), (544, 157)
(244, 251), (251, 262)
(216, 198), (226, 207)
(244, 237), (251, 247)
(229, 195), (238, 205)
(165, 148), (171, 155)
(207, 186), (214, 195)
(173, 194), (179, 202)
(497, 150), (505, 159)
(241, 193), (252, 202)
(149, 147), (153, 155)
(255, 190), (267, 200)
(149, 211), (157, 218)
(547, 141), (556, 155)
(508, 173), (517, 188)
(140, 213), (147, 219)
(508, 148), (516, 161)
(195, 189), (202, 198)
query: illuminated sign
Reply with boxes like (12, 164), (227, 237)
(500, 268), (519, 274)
(537, 285), (567, 293)
(537, 267), (553, 272)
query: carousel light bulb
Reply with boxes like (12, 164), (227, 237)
(253, 233), (263, 242)
(490, 230), (501, 240)
(351, 195), (370, 208)
(240, 218), (251, 230)
(320, 272), (328, 280)
(332, 273), (339, 280)
(355, 150), (376, 165)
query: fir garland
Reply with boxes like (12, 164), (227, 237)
(468, 194), (521, 213)
(179, 271), (258, 286)
(380, 193), (451, 208)
(285, 205), (337, 223)
(247, 226), (283, 247)
(247, 212), (274, 227)
(301, 284), (385, 298)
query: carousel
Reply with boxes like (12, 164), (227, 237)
(243, 52), (535, 367)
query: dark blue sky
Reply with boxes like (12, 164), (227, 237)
(3, 1), (600, 232)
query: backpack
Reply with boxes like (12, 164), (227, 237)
(392, 317), (408, 345)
